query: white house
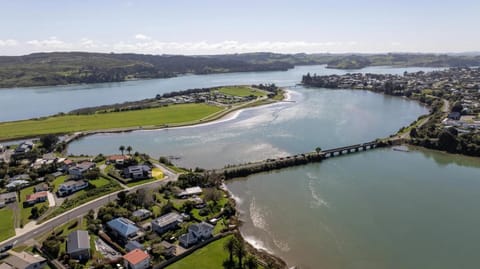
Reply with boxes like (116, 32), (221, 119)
(179, 222), (214, 248)
(57, 180), (88, 197)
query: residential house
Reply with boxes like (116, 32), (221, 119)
(125, 241), (144, 253)
(158, 241), (176, 258)
(68, 162), (95, 179)
(66, 230), (90, 261)
(6, 180), (29, 191)
(123, 165), (151, 180)
(106, 155), (131, 165)
(11, 142), (34, 160)
(448, 112), (461, 120)
(0, 192), (17, 208)
(179, 222), (214, 248)
(177, 186), (202, 198)
(131, 209), (152, 221)
(123, 249), (150, 269)
(151, 212), (183, 235)
(107, 217), (140, 244)
(33, 183), (48, 193)
(57, 180), (88, 197)
(3, 251), (46, 269)
(23, 191), (48, 207)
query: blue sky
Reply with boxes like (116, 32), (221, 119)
(0, 0), (479, 55)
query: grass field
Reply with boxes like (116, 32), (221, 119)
(217, 86), (266, 97)
(0, 208), (15, 241)
(0, 103), (223, 140)
(166, 235), (233, 269)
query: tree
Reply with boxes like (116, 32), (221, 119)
(245, 255), (258, 269)
(451, 101), (463, 113)
(119, 145), (125, 155)
(126, 145), (133, 155)
(30, 207), (39, 219)
(234, 238), (246, 268)
(315, 147), (322, 155)
(40, 134), (59, 151)
(224, 237), (236, 264)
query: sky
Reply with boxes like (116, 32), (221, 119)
(0, 0), (479, 55)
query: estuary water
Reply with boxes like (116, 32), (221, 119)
(6, 65), (480, 268)
(0, 65), (437, 122)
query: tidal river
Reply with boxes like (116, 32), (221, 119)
(10, 65), (480, 268)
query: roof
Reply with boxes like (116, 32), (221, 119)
(60, 180), (87, 188)
(132, 209), (151, 218)
(152, 212), (182, 227)
(4, 251), (46, 269)
(6, 180), (29, 189)
(107, 217), (139, 237)
(107, 155), (130, 161)
(0, 192), (17, 200)
(123, 249), (149, 265)
(189, 222), (214, 234)
(125, 241), (144, 252)
(25, 191), (48, 202)
(0, 263), (13, 269)
(178, 186), (202, 197)
(125, 165), (150, 173)
(34, 183), (48, 192)
(67, 230), (90, 254)
(76, 162), (95, 170)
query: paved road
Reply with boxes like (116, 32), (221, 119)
(0, 163), (178, 249)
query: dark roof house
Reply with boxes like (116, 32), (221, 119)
(66, 230), (90, 261)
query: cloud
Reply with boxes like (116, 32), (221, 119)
(134, 34), (151, 41)
(0, 39), (18, 47)
(26, 37), (72, 49)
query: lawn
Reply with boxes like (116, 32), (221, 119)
(152, 168), (164, 180)
(0, 208), (15, 241)
(166, 235), (233, 269)
(90, 177), (111, 188)
(217, 86), (266, 97)
(0, 103), (223, 140)
(20, 185), (49, 225)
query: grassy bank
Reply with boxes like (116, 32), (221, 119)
(0, 208), (15, 241)
(0, 103), (223, 140)
(166, 235), (233, 269)
(218, 86), (266, 97)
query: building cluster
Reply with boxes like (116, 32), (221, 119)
(157, 90), (256, 106)
(303, 67), (480, 132)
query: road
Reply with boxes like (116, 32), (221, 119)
(0, 163), (178, 249)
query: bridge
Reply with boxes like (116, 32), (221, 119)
(322, 141), (378, 158)
(215, 140), (382, 178)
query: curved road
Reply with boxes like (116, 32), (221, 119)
(0, 163), (178, 249)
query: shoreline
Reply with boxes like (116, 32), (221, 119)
(0, 89), (293, 144)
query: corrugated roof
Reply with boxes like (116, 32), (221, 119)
(67, 230), (90, 254)
(107, 217), (139, 237)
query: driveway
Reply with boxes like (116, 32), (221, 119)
(47, 192), (56, 207)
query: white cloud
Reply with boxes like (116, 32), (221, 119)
(26, 37), (72, 49)
(0, 39), (18, 47)
(134, 34), (151, 41)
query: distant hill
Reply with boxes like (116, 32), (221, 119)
(1, 52), (480, 88)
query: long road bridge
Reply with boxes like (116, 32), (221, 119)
(216, 140), (384, 178)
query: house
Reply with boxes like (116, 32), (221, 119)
(448, 112), (461, 120)
(11, 174), (31, 182)
(123, 165), (151, 180)
(66, 230), (90, 261)
(125, 241), (144, 252)
(123, 249), (150, 269)
(57, 180), (88, 197)
(158, 241), (176, 258)
(131, 209), (152, 221)
(23, 191), (48, 206)
(3, 250), (46, 269)
(33, 183), (48, 193)
(6, 180), (29, 191)
(68, 162), (95, 179)
(106, 155), (131, 165)
(11, 142), (34, 160)
(0, 192), (17, 205)
(177, 186), (203, 198)
(107, 217), (140, 243)
(151, 212), (183, 235)
(179, 222), (214, 248)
